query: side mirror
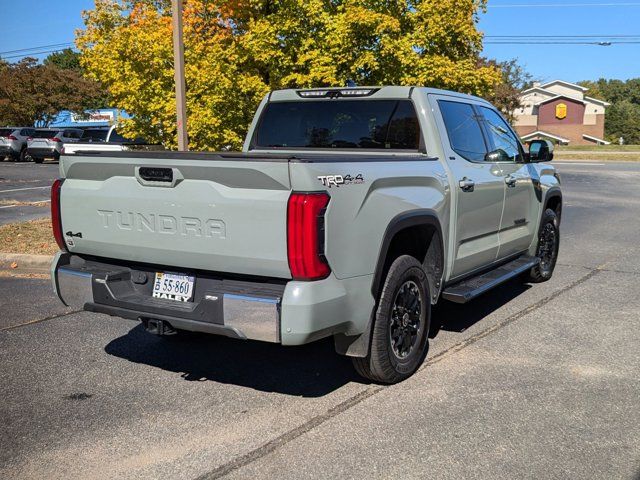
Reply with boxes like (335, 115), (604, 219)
(528, 139), (554, 162)
(484, 148), (511, 163)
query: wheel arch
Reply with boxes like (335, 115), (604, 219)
(371, 209), (444, 303)
(544, 189), (562, 223)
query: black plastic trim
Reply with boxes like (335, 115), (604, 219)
(371, 209), (444, 297)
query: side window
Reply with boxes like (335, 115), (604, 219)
(479, 107), (523, 162)
(385, 101), (420, 149)
(438, 100), (487, 162)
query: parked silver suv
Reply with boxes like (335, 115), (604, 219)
(27, 128), (84, 164)
(0, 127), (36, 161)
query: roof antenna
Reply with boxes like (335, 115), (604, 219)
(345, 79), (357, 88)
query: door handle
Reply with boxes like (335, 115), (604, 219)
(505, 175), (517, 188)
(458, 178), (475, 192)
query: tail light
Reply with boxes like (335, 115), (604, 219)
(51, 137), (62, 143)
(287, 192), (330, 280)
(51, 179), (67, 251)
(7, 135), (17, 140)
(27, 137), (33, 141)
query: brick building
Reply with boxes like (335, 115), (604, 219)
(513, 80), (610, 146)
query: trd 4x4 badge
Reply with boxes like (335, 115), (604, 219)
(317, 174), (364, 188)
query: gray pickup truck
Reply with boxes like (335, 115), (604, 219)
(51, 86), (561, 383)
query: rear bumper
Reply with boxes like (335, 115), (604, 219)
(51, 253), (374, 346)
(0, 145), (19, 155)
(27, 147), (60, 159)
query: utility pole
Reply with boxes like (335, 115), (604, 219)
(172, 0), (188, 151)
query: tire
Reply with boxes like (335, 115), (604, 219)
(353, 255), (431, 384)
(19, 148), (29, 162)
(33, 157), (44, 164)
(526, 208), (560, 283)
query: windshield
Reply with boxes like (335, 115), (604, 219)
(80, 129), (109, 142)
(253, 100), (420, 150)
(32, 130), (58, 139)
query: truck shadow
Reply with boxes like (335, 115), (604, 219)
(105, 324), (363, 397)
(430, 279), (531, 338)
(104, 278), (531, 397)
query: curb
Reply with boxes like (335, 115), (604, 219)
(0, 253), (53, 274)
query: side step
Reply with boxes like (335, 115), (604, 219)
(442, 255), (540, 304)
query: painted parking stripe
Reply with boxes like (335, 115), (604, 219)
(0, 200), (51, 209)
(0, 186), (49, 193)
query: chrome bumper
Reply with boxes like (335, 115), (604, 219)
(51, 252), (281, 343)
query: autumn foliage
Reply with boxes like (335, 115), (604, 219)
(77, 0), (501, 150)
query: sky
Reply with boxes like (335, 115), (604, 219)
(0, 0), (639, 83)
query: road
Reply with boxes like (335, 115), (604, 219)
(1, 161), (639, 479)
(0, 161), (58, 225)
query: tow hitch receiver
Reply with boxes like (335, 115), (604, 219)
(142, 318), (177, 336)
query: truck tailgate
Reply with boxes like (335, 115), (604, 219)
(59, 154), (292, 278)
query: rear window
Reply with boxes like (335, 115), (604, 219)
(0, 128), (14, 136)
(108, 129), (136, 143)
(32, 130), (58, 139)
(80, 129), (109, 142)
(253, 100), (420, 150)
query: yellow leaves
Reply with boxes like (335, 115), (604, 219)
(77, 0), (500, 151)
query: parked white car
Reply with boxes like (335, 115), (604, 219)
(27, 128), (84, 164)
(0, 127), (36, 161)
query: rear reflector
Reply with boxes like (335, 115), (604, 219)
(287, 192), (330, 280)
(51, 179), (67, 251)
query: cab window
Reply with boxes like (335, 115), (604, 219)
(438, 100), (488, 162)
(479, 107), (523, 162)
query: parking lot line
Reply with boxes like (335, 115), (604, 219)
(0, 200), (50, 209)
(0, 186), (49, 194)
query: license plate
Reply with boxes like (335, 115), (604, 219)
(152, 272), (195, 302)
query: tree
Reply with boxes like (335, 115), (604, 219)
(579, 78), (640, 144)
(77, 0), (501, 150)
(0, 58), (106, 127)
(484, 58), (535, 121)
(44, 48), (82, 71)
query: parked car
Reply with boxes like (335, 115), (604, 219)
(0, 127), (36, 161)
(27, 128), (84, 163)
(62, 126), (163, 155)
(51, 86), (561, 384)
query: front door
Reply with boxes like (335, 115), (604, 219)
(431, 96), (506, 279)
(477, 107), (539, 259)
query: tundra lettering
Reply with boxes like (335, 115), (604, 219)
(97, 210), (226, 238)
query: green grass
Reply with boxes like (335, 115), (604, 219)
(555, 144), (640, 152)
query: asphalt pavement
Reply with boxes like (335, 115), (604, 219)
(0, 161), (639, 479)
(0, 160), (58, 225)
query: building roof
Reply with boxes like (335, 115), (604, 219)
(533, 95), (587, 107)
(584, 96), (611, 107)
(521, 130), (571, 144)
(540, 80), (589, 92)
(583, 134), (611, 145)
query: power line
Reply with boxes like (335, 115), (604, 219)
(485, 41), (640, 44)
(1, 48), (78, 60)
(0, 42), (74, 56)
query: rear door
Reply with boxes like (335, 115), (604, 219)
(478, 107), (538, 259)
(430, 96), (506, 278)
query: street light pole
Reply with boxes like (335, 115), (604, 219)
(172, 0), (188, 151)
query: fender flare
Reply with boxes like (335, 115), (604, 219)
(543, 188), (563, 222)
(371, 209), (444, 297)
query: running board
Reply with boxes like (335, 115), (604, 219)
(442, 256), (540, 304)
